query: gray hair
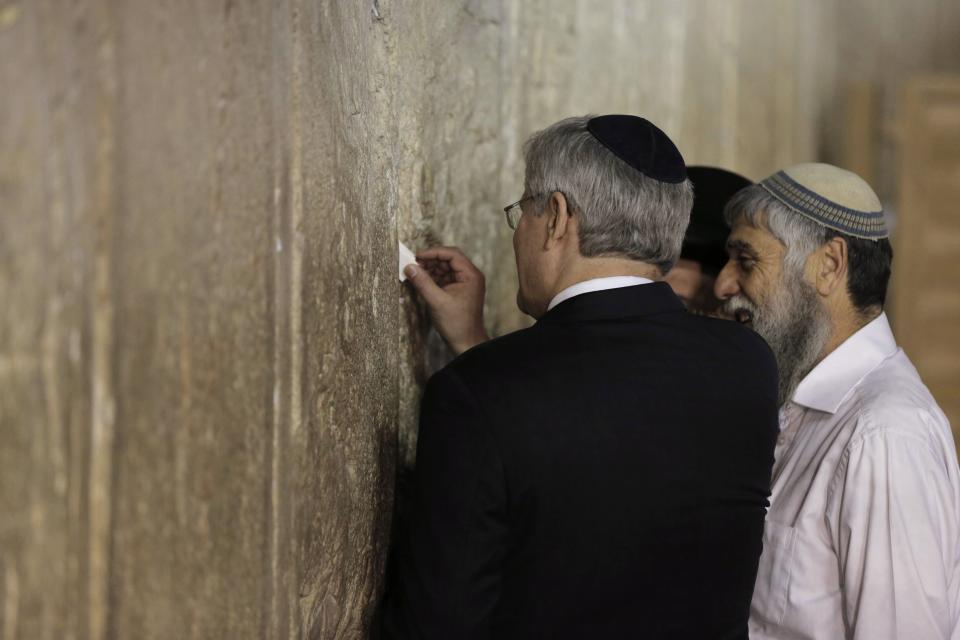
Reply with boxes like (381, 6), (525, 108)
(723, 185), (828, 274)
(522, 115), (694, 273)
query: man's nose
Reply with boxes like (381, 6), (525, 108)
(714, 261), (740, 300)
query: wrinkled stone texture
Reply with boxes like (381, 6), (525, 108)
(2, 1), (960, 639)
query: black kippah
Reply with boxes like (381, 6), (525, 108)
(586, 115), (687, 183)
(681, 166), (752, 272)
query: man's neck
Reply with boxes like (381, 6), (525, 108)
(819, 306), (882, 363)
(550, 257), (661, 298)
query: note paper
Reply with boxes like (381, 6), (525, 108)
(399, 241), (417, 282)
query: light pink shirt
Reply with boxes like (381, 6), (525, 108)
(750, 313), (960, 639)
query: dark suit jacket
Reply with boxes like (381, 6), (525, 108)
(383, 282), (778, 639)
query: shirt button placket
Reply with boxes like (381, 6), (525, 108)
(777, 402), (801, 447)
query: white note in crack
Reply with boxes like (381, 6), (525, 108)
(398, 241), (417, 282)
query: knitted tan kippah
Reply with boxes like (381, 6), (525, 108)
(759, 163), (887, 239)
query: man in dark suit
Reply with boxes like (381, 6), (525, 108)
(383, 115), (778, 639)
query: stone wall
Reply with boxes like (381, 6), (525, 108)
(2, 1), (959, 638)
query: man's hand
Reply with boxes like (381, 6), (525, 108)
(403, 246), (490, 355)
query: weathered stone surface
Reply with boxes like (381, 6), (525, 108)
(3, 1), (960, 639)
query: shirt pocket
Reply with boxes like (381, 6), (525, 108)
(752, 520), (799, 626)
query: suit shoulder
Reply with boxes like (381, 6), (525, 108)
(687, 314), (776, 367)
(442, 326), (539, 378)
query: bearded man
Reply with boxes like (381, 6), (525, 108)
(715, 163), (960, 639)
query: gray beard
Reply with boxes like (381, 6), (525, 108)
(724, 271), (832, 407)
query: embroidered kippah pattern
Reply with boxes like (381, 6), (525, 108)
(761, 171), (888, 239)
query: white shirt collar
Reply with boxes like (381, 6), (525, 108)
(547, 276), (654, 311)
(791, 312), (899, 414)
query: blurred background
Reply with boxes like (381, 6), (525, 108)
(2, 1), (959, 638)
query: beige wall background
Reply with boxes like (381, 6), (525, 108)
(2, 1), (959, 638)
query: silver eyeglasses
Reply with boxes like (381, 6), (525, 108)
(502, 195), (536, 230)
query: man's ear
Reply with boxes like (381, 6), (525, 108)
(544, 191), (572, 247)
(814, 236), (848, 297)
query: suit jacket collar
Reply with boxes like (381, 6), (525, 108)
(536, 281), (686, 325)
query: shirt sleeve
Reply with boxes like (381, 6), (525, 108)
(383, 367), (509, 639)
(825, 422), (959, 640)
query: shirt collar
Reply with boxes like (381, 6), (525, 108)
(547, 276), (654, 311)
(791, 312), (899, 414)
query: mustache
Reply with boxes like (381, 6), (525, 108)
(722, 296), (756, 314)
(720, 295), (759, 323)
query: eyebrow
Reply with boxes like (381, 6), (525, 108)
(725, 239), (756, 256)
